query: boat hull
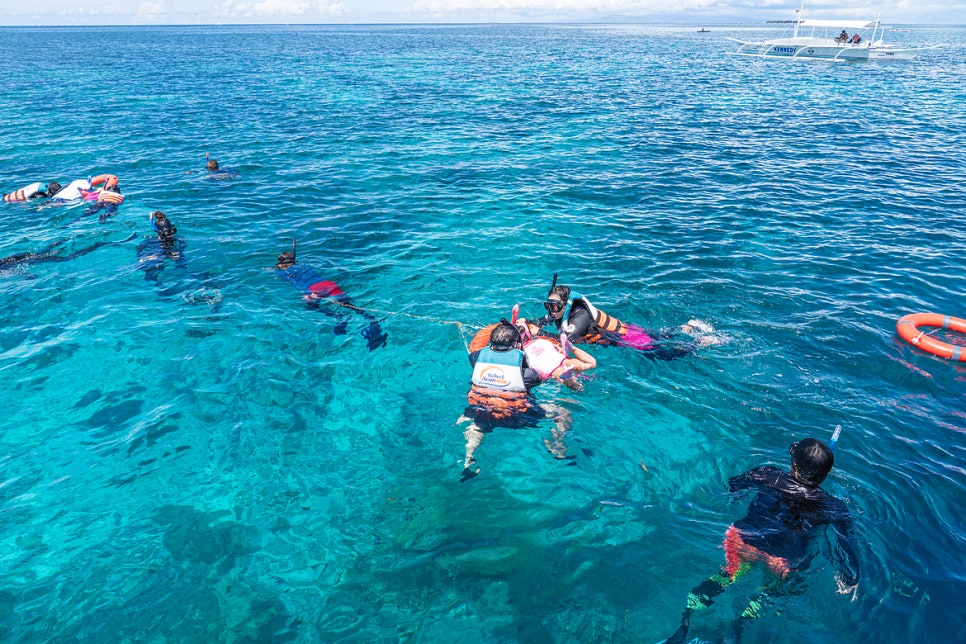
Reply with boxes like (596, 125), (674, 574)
(734, 38), (920, 61)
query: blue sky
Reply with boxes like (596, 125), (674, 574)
(1, 0), (963, 25)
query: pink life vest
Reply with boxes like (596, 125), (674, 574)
(523, 337), (566, 380)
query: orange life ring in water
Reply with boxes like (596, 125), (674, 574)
(896, 313), (966, 362)
(469, 324), (499, 353)
(90, 174), (119, 190)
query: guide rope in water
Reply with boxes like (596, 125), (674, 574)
(362, 305), (481, 352)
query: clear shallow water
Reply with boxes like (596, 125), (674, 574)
(1, 23), (964, 643)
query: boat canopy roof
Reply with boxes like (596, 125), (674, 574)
(799, 19), (878, 29)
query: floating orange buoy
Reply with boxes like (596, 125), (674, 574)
(90, 174), (118, 190)
(468, 323), (498, 353)
(896, 313), (966, 362)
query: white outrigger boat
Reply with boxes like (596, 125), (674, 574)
(729, 2), (937, 61)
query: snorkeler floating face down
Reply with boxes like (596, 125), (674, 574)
(275, 252), (296, 269)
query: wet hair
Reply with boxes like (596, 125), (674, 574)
(548, 285), (570, 301)
(153, 211), (177, 239)
(276, 251), (296, 267)
(206, 158), (219, 171)
(489, 321), (522, 351)
(47, 181), (62, 196)
(790, 438), (833, 487)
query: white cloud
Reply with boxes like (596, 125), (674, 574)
(218, 0), (312, 17)
(137, 1), (171, 21)
(319, 1), (347, 13)
(408, 0), (717, 14)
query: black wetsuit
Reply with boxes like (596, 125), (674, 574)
(537, 304), (694, 361)
(1, 235), (134, 271)
(729, 465), (859, 585)
(137, 236), (222, 312)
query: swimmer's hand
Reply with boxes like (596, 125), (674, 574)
(560, 332), (574, 357)
(835, 575), (858, 601)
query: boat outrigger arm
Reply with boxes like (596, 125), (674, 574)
(727, 0), (939, 61)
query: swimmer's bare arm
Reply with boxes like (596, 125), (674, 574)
(568, 344), (596, 370)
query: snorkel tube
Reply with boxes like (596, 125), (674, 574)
(291, 237), (297, 263)
(829, 425), (842, 451)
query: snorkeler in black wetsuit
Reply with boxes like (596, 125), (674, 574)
(534, 280), (721, 360)
(1, 233), (136, 273)
(663, 438), (859, 643)
(275, 246), (387, 351)
(136, 211), (222, 311)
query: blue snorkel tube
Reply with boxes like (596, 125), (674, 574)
(829, 425), (842, 451)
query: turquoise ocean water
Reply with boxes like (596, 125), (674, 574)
(1, 23), (964, 643)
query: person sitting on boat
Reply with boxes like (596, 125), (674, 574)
(835, 29), (848, 44)
(850, 33), (862, 44)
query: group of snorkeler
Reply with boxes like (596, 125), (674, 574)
(460, 277), (858, 642)
(462, 273), (726, 479)
(5, 163), (860, 642)
(3, 173), (126, 223)
(3, 157), (386, 348)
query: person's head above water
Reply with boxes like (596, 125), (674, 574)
(46, 181), (62, 197)
(789, 438), (834, 487)
(206, 158), (219, 171)
(489, 320), (522, 352)
(276, 251), (296, 269)
(151, 211), (177, 240)
(545, 285), (571, 319)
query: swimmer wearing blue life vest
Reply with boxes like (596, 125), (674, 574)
(275, 241), (387, 351)
(662, 434), (859, 644)
(460, 319), (574, 481)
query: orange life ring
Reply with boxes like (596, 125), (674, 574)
(469, 324), (498, 353)
(90, 174), (119, 190)
(896, 313), (966, 362)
